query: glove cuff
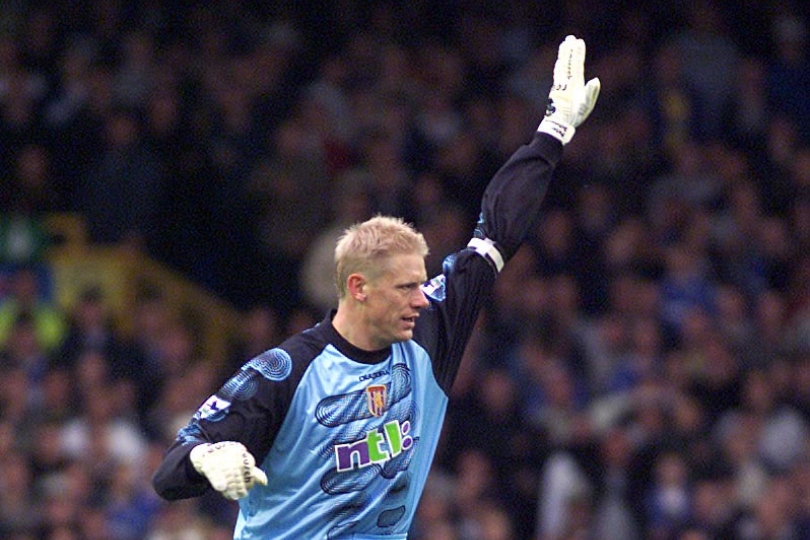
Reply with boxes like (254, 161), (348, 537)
(537, 116), (575, 145)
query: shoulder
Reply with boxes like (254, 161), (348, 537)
(280, 321), (333, 361)
(244, 322), (334, 382)
(421, 249), (498, 304)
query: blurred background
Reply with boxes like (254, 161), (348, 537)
(1, 0), (810, 539)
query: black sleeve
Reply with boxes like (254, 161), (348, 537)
(423, 250), (497, 393)
(423, 133), (564, 391)
(151, 440), (209, 500)
(473, 132), (563, 262)
(152, 347), (307, 500)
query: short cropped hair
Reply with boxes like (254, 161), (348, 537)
(334, 215), (429, 298)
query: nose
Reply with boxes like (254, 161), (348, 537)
(412, 287), (429, 309)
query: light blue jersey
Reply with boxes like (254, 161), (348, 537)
(235, 339), (447, 538)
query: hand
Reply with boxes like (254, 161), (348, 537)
(537, 35), (601, 145)
(189, 441), (268, 500)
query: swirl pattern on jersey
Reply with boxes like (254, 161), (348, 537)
(249, 349), (293, 381)
(220, 370), (260, 401)
(321, 463), (383, 495)
(380, 441), (416, 478)
(315, 363), (418, 460)
(325, 497), (369, 540)
(315, 363), (411, 427)
(327, 518), (361, 540)
(388, 471), (410, 496)
(377, 506), (406, 528)
(320, 356), (420, 536)
(219, 349), (292, 401)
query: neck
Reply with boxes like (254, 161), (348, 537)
(332, 302), (377, 351)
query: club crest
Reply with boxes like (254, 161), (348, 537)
(365, 384), (387, 417)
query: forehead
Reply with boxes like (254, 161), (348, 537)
(375, 252), (426, 282)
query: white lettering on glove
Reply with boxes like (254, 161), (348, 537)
(190, 441), (268, 500)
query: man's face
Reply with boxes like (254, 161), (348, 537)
(362, 253), (429, 349)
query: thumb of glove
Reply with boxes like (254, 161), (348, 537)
(573, 77), (601, 127)
(251, 466), (268, 486)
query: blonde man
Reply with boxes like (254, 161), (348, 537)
(153, 35), (600, 540)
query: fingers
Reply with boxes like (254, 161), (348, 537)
(208, 471), (229, 493)
(555, 35), (585, 89)
(224, 485), (248, 500)
(222, 467), (266, 500)
(571, 37), (586, 87)
(553, 37), (573, 89)
(567, 36), (585, 87)
(192, 441), (267, 499)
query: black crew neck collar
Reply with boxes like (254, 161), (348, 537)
(321, 311), (391, 365)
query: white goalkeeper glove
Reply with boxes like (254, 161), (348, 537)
(189, 441), (268, 500)
(537, 35), (601, 145)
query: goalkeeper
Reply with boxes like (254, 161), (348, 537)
(152, 35), (600, 539)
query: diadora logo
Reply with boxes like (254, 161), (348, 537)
(334, 420), (413, 472)
(359, 369), (389, 382)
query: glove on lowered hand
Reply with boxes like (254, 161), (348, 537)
(190, 441), (268, 500)
(537, 35), (601, 145)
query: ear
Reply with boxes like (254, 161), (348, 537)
(346, 274), (368, 302)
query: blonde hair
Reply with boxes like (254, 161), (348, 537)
(334, 215), (429, 298)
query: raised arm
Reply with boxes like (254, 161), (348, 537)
(422, 36), (600, 391)
(469, 35), (600, 270)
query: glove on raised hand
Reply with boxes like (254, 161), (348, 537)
(537, 35), (601, 145)
(190, 441), (268, 500)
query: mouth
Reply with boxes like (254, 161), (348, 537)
(402, 316), (418, 327)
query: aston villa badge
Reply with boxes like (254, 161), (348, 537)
(365, 384), (387, 417)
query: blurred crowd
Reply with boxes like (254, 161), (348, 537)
(2, 0), (810, 539)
